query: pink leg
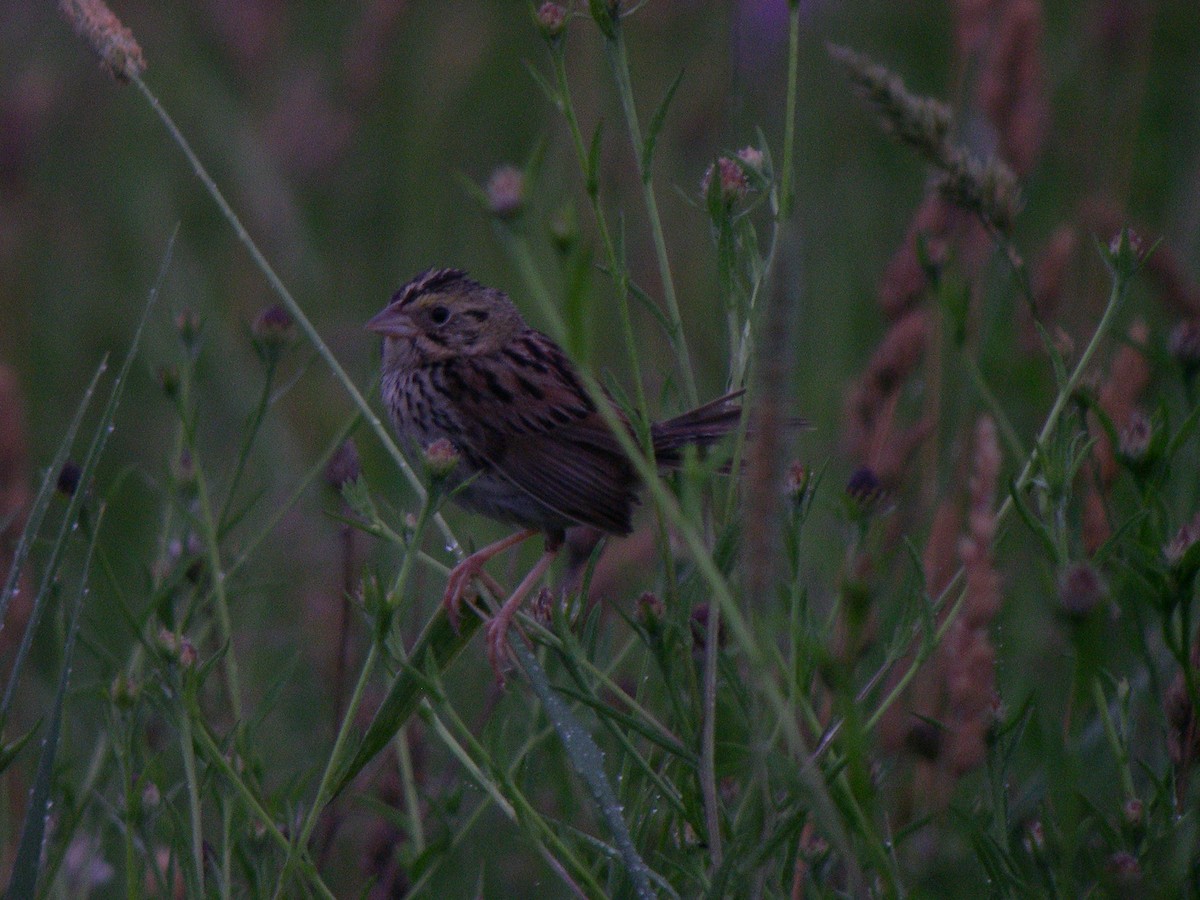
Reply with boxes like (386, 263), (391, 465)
(443, 528), (538, 630)
(485, 545), (561, 684)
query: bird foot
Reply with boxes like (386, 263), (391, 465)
(485, 609), (519, 686)
(442, 558), (483, 632)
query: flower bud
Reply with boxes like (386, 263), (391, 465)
(423, 438), (460, 481)
(175, 308), (201, 352)
(251, 304), (296, 363)
(1117, 410), (1152, 467)
(140, 779), (161, 809)
(784, 460), (809, 505)
(1123, 797), (1143, 830)
(172, 450), (196, 494)
(178, 638), (198, 670)
(1164, 512), (1200, 573)
(702, 157), (749, 207)
(845, 466), (884, 518)
(1169, 318), (1200, 377)
(536, 2), (567, 38)
(735, 146), (764, 174)
(486, 165), (525, 219)
(1058, 561), (1106, 621)
(636, 591), (664, 626)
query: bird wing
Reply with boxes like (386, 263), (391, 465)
(450, 333), (638, 535)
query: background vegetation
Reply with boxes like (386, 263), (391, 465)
(3, 0), (1200, 896)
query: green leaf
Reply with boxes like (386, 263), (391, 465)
(0, 721), (38, 775)
(7, 503), (104, 899)
(641, 68), (684, 181)
(521, 59), (561, 110)
(331, 605), (481, 797)
(588, 0), (617, 39)
(508, 633), (659, 899)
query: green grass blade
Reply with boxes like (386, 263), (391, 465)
(509, 632), (658, 899)
(6, 503), (105, 899)
(1, 231), (174, 721)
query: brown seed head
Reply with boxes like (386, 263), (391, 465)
(59, 0), (146, 82)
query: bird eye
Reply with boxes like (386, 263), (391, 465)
(429, 305), (451, 325)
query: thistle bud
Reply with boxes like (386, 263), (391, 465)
(784, 461), (810, 505)
(251, 304), (296, 364)
(1117, 410), (1152, 468)
(845, 466), (884, 516)
(486, 165), (525, 219)
(736, 146), (765, 174)
(1169, 318), (1200, 377)
(536, 2), (567, 39)
(702, 157), (749, 207)
(423, 438), (460, 481)
(175, 308), (201, 352)
(1058, 561), (1106, 621)
(1164, 513), (1200, 573)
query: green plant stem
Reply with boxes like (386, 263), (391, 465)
(1092, 678), (1136, 800)
(395, 726), (426, 853)
(865, 260), (1133, 734)
(178, 706), (207, 895)
(603, 24), (698, 407)
(281, 641), (380, 892)
(191, 460), (244, 723)
(190, 718), (337, 899)
(699, 600), (723, 868)
(217, 359), (277, 532)
(549, 48), (650, 432)
(128, 74), (465, 561)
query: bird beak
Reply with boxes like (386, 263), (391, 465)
(366, 305), (416, 338)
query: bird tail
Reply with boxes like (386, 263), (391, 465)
(651, 390), (746, 458)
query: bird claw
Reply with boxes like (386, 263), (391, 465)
(442, 559), (482, 632)
(485, 611), (516, 686)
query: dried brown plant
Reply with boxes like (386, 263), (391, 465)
(58, 0), (146, 82)
(942, 416), (1003, 776)
(844, 308), (932, 488)
(1021, 224), (1078, 351)
(1083, 321), (1151, 552)
(830, 44), (1022, 233)
(878, 195), (991, 320)
(976, 0), (1047, 177)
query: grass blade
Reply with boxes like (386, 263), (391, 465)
(6, 503), (105, 898)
